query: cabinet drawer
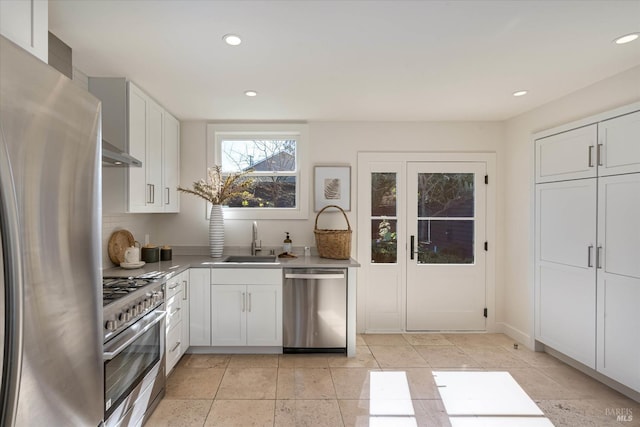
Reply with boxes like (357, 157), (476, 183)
(166, 323), (182, 375)
(535, 124), (597, 183)
(165, 277), (183, 299)
(212, 268), (281, 285)
(166, 293), (182, 331)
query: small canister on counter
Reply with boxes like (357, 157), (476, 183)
(160, 245), (172, 261)
(141, 244), (160, 263)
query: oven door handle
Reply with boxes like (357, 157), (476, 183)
(103, 310), (166, 361)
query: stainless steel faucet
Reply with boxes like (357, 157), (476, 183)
(251, 221), (262, 255)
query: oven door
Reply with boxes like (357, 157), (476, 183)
(103, 309), (166, 424)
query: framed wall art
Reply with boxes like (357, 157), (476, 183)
(314, 165), (351, 211)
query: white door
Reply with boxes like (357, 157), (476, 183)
(406, 162), (487, 331)
(535, 179), (597, 368)
(211, 285), (247, 346)
(596, 173), (640, 390)
(246, 285), (282, 346)
(598, 110), (640, 177)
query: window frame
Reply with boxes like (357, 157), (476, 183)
(206, 123), (309, 220)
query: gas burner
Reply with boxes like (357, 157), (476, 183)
(102, 277), (158, 306)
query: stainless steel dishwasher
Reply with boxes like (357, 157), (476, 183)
(283, 268), (347, 353)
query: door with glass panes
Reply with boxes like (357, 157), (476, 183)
(406, 162), (486, 330)
(368, 161), (487, 331)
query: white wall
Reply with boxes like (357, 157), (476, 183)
(502, 65), (640, 346)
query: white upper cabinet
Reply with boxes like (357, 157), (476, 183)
(598, 110), (640, 177)
(536, 108), (640, 184)
(0, 0), (48, 63)
(89, 78), (180, 213)
(535, 124), (597, 183)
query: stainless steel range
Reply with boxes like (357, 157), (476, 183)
(102, 273), (166, 427)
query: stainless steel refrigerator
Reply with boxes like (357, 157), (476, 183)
(0, 36), (104, 426)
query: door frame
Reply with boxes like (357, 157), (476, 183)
(356, 152), (497, 333)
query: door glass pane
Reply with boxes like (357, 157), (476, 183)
(417, 220), (474, 264)
(372, 173), (396, 216)
(418, 173), (474, 217)
(372, 218), (397, 263)
(371, 172), (397, 264)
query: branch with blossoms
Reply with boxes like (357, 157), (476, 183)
(177, 165), (254, 205)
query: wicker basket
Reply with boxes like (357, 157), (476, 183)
(314, 205), (352, 259)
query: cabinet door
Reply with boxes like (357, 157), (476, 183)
(0, 0), (48, 62)
(163, 113), (180, 212)
(535, 179), (597, 368)
(596, 174), (640, 391)
(535, 124), (597, 183)
(211, 285), (247, 346)
(128, 84), (149, 212)
(189, 269), (211, 346)
(180, 272), (190, 357)
(246, 285), (282, 346)
(146, 99), (163, 210)
(598, 110), (640, 177)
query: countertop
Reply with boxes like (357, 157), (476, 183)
(102, 254), (360, 278)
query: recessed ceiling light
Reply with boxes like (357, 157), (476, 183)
(244, 90), (257, 97)
(223, 34), (242, 46)
(513, 90), (528, 97)
(614, 33), (639, 44)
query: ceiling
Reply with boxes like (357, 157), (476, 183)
(49, 0), (640, 122)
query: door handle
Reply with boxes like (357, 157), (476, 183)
(588, 145), (594, 168)
(587, 245), (593, 267)
(597, 143), (604, 166)
(596, 246), (603, 269)
(241, 292), (246, 312)
(147, 184), (153, 203)
(165, 187), (170, 205)
(182, 280), (188, 300)
(248, 292), (252, 312)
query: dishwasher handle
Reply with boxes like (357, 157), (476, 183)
(285, 272), (345, 280)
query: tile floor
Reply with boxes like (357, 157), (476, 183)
(146, 333), (640, 426)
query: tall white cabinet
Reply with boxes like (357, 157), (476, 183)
(535, 105), (640, 394)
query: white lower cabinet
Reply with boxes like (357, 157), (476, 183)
(211, 269), (282, 348)
(596, 174), (640, 391)
(164, 270), (189, 375)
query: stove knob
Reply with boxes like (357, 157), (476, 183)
(137, 302), (144, 312)
(118, 311), (130, 323)
(131, 306), (138, 317)
(105, 320), (117, 331)
(145, 298), (152, 308)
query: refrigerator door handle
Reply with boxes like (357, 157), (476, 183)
(0, 130), (25, 427)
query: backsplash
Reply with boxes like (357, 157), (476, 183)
(102, 213), (156, 269)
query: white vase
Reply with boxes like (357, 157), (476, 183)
(209, 204), (224, 257)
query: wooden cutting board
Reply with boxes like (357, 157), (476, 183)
(107, 230), (135, 264)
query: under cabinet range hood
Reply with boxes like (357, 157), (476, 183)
(102, 139), (142, 167)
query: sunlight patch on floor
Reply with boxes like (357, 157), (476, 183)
(369, 371), (417, 426)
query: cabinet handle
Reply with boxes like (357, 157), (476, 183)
(182, 281), (188, 300)
(152, 184), (155, 203)
(588, 145), (594, 168)
(241, 292), (246, 312)
(170, 341), (181, 353)
(597, 143), (603, 166)
(169, 283), (180, 290)
(165, 187), (170, 205)
(147, 184), (153, 203)
(587, 245), (593, 267)
(169, 307), (181, 316)
(597, 246), (603, 269)
(248, 292), (252, 312)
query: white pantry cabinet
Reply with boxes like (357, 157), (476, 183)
(89, 78), (180, 213)
(534, 103), (640, 394)
(0, 0), (48, 62)
(189, 269), (211, 346)
(211, 269), (282, 348)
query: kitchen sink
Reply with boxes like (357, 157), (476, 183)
(222, 255), (279, 264)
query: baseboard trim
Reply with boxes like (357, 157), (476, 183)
(495, 322), (532, 349)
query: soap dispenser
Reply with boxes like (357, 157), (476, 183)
(283, 232), (292, 254)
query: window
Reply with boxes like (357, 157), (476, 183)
(371, 172), (398, 263)
(207, 124), (309, 219)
